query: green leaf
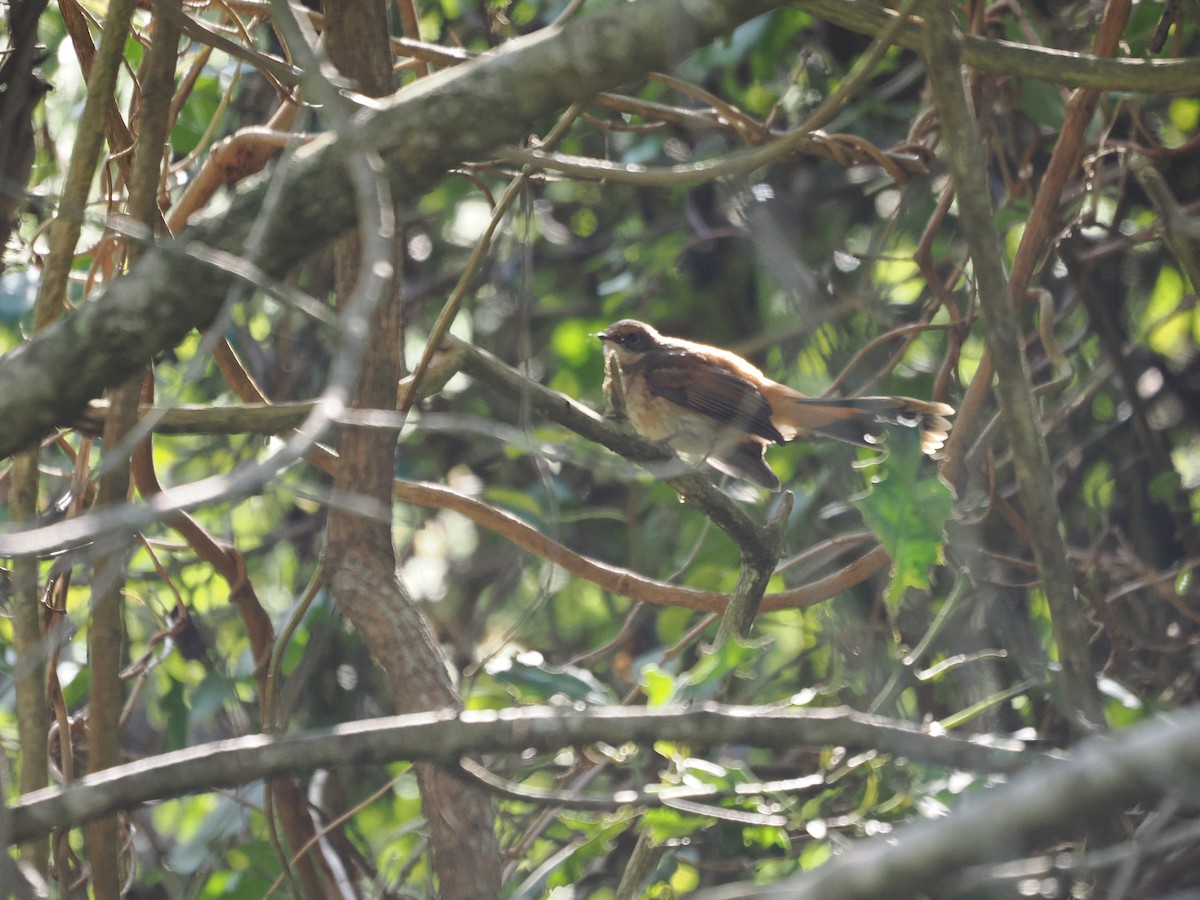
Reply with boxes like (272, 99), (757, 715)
(540, 818), (633, 892)
(851, 429), (954, 616)
(1176, 568), (1193, 596)
(488, 654), (617, 706)
(482, 487), (545, 522)
(642, 666), (675, 707)
(743, 823), (791, 851)
(161, 676), (190, 753)
(1149, 470), (1183, 502)
(643, 805), (715, 842)
(191, 672), (234, 727)
(1138, 266), (1191, 357)
(1019, 78), (1064, 128)
(642, 637), (765, 707)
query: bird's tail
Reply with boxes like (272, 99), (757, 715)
(769, 393), (955, 455)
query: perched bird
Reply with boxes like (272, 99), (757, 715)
(598, 319), (954, 491)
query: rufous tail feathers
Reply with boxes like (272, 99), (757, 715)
(769, 393), (955, 455)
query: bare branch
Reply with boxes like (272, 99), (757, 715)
(10, 703), (1046, 844)
(698, 705), (1200, 899)
(793, 0), (1200, 93)
(921, 0), (1105, 735)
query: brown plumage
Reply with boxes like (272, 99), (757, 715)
(598, 319), (954, 491)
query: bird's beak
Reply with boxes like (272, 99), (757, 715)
(595, 330), (613, 343)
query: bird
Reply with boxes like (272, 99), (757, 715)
(598, 319), (954, 492)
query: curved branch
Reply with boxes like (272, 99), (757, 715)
(77, 344), (889, 610)
(394, 477), (880, 613)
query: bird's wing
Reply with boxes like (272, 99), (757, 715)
(641, 353), (785, 443)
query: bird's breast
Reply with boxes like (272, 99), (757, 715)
(615, 364), (744, 457)
(621, 371), (690, 440)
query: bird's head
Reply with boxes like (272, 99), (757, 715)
(597, 319), (663, 363)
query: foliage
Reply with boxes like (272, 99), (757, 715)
(2, 0), (1200, 897)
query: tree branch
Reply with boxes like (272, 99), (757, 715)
(0, 0), (786, 462)
(64, 348), (895, 611)
(9, 703), (1046, 844)
(793, 0), (1200, 93)
(699, 705), (1200, 900)
(921, 0), (1105, 735)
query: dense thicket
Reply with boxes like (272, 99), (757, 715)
(2, 1), (1199, 897)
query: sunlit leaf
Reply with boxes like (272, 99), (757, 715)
(851, 429), (954, 616)
(489, 654), (618, 705)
